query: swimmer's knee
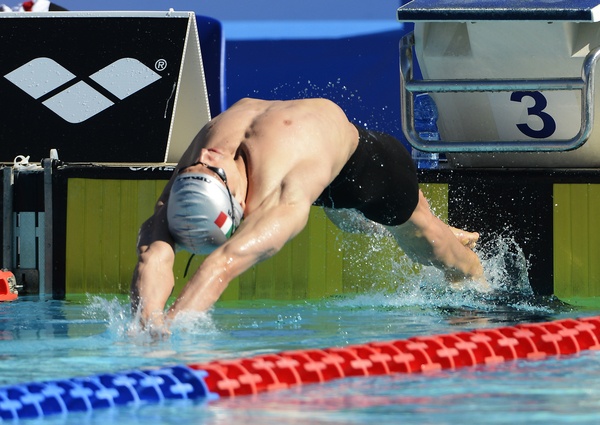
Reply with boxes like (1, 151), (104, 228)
(324, 208), (384, 235)
(414, 189), (432, 213)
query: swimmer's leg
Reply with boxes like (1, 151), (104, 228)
(384, 190), (484, 283)
(324, 207), (388, 236)
(324, 200), (486, 288)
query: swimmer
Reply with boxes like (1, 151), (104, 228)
(130, 98), (484, 327)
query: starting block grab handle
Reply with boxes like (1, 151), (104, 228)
(400, 32), (600, 153)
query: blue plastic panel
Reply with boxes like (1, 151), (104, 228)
(398, 0), (600, 22)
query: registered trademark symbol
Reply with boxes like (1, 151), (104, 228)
(155, 59), (167, 71)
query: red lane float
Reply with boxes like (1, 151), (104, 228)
(188, 316), (600, 397)
(0, 270), (18, 302)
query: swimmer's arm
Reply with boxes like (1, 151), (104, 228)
(131, 136), (199, 313)
(130, 128), (207, 327)
(167, 200), (312, 316)
(130, 204), (176, 325)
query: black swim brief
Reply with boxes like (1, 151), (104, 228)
(314, 124), (419, 226)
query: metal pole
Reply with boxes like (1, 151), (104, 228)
(2, 167), (13, 270)
(42, 159), (53, 298)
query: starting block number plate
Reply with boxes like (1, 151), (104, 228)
(488, 90), (581, 141)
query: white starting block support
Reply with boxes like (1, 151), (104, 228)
(397, 0), (600, 167)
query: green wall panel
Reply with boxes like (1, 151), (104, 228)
(554, 184), (600, 299)
(66, 179), (448, 301)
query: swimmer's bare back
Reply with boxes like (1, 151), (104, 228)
(178, 99), (361, 217)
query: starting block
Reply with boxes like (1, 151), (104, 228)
(398, 0), (600, 167)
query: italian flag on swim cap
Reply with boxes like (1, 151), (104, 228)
(214, 211), (234, 238)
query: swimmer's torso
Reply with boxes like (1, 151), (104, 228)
(190, 98), (359, 215)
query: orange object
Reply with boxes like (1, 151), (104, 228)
(0, 270), (18, 302)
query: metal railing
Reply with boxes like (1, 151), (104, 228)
(400, 32), (600, 152)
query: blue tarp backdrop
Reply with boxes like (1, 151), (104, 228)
(225, 27), (412, 144)
(54, 1), (401, 21)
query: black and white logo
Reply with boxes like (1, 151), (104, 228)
(4, 57), (162, 123)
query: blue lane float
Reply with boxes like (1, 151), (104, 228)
(0, 365), (218, 421)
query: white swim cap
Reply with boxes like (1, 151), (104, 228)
(167, 172), (243, 254)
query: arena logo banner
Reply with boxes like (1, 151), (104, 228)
(6, 57), (163, 123)
(0, 12), (211, 163)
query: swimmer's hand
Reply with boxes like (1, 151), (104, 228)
(130, 310), (172, 339)
(147, 311), (172, 339)
(148, 323), (172, 340)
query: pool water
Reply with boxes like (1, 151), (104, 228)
(1, 238), (600, 424)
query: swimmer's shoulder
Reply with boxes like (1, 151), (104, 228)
(228, 97), (269, 110)
(229, 97), (338, 110)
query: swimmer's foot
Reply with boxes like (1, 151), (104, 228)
(444, 254), (490, 293)
(449, 226), (479, 250)
(450, 278), (492, 293)
(446, 269), (491, 293)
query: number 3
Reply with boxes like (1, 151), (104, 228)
(510, 91), (556, 139)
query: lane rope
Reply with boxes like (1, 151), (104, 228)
(1, 316), (599, 420)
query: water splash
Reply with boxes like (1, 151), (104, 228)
(169, 309), (218, 335)
(331, 232), (560, 319)
(478, 236), (532, 297)
(83, 295), (218, 342)
(267, 78), (400, 134)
